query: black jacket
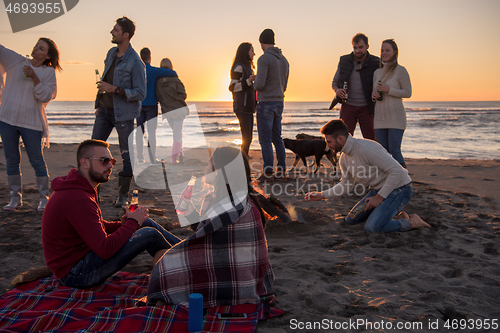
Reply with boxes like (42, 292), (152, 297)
(329, 51), (380, 115)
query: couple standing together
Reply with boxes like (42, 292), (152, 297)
(229, 28), (289, 182)
(331, 33), (411, 168)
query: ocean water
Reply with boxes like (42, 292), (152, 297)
(44, 101), (500, 160)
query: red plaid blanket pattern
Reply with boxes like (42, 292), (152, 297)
(0, 272), (284, 332)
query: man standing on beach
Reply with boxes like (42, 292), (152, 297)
(330, 33), (379, 140)
(93, 17), (146, 207)
(42, 139), (181, 289)
(254, 28), (289, 182)
(305, 119), (430, 233)
(136, 47), (177, 163)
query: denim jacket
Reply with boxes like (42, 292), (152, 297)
(94, 44), (146, 122)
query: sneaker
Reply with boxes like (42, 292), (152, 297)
(256, 172), (274, 182)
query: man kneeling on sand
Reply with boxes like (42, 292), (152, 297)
(305, 120), (430, 233)
(42, 139), (181, 288)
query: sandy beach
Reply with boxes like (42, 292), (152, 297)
(1, 143), (499, 332)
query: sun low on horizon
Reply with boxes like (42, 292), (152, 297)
(1, 0), (499, 102)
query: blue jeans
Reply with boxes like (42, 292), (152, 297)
(92, 107), (135, 176)
(375, 129), (405, 165)
(0, 121), (48, 177)
(136, 105), (159, 161)
(59, 218), (181, 289)
(345, 183), (413, 233)
(256, 102), (286, 173)
(235, 111), (254, 155)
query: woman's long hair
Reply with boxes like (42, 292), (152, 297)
(380, 39), (398, 81)
(39, 37), (62, 72)
(209, 147), (267, 227)
(230, 42), (254, 72)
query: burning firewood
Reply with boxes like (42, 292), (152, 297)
(251, 191), (291, 224)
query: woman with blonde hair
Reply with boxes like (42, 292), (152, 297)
(372, 39), (411, 168)
(156, 57), (189, 164)
(0, 38), (61, 211)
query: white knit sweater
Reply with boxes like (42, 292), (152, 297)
(322, 135), (411, 199)
(0, 45), (57, 144)
(372, 64), (411, 130)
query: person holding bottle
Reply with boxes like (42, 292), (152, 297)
(148, 147), (274, 308)
(156, 57), (189, 164)
(93, 17), (146, 207)
(0, 38), (61, 212)
(371, 39), (412, 168)
(42, 139), (181, 289)
(330, 33), (379, 140)
(229, 42), (256, 155)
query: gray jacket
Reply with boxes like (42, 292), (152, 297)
(254, 47), (289, 102)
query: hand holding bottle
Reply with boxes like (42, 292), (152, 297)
(376, 80), (390, 93)
(124, 205), (149, 226)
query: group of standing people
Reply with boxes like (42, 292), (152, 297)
(229, 32), (410, 184)
(0, 16), (189, 211)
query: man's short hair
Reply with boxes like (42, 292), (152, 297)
(116, 16), (136, 39)
(352, 33), (368, 45)
(77, 140), (110, 168)
(140, 47), (151, 62)
(320, 119), (349, 138)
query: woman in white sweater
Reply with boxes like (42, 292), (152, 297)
(0, 38), (61, 212)
(372, 39), (411, 168)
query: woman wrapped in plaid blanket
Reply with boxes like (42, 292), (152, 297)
(147, 147), (274, 308)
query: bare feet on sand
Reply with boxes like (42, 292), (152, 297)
(394, 211), (410, 220)
(409, 214), (431, 229)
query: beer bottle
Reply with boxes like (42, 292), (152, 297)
(129, 190), (139, 212)
(377, 80), (383, 101)
(176, 176), (197, 215)
(342, 81), (348, 103)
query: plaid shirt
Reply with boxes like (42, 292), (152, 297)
(147, 195), (274, 308)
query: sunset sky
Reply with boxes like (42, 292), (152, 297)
(1, 0), (499, 102)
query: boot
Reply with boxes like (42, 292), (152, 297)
(4, 174), (23, 211)
(115, 173), (133, 207)
(172, 141), (183, 164)
(36, 176), (50, 212)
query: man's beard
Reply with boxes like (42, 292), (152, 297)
(89, 165), (110, 184)
(355, 51), (366, 60)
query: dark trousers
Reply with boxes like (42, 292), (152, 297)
(235, 111), (254, 155)
(339, 104), (375, 140)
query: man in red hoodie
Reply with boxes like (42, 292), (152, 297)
(42, 139), (181, 289)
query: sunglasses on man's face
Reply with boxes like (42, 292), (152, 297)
(87, 157), (117, 166)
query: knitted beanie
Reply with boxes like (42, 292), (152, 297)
(259, 29), (275, 45)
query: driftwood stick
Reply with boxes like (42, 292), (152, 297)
(11, 266), (53, 287)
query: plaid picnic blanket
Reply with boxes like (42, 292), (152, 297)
(148, 195), (275, 309)
(0, 272), (284, 332)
